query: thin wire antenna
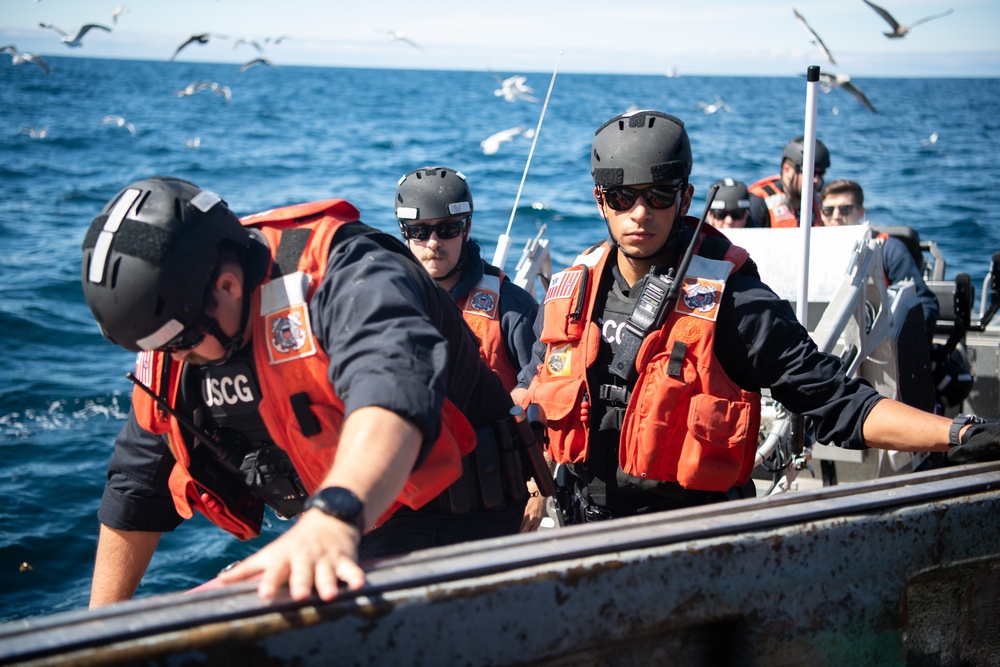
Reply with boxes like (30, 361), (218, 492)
(492, 51), (563, 269)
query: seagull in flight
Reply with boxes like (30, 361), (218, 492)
(698, 94), (734, 114)
(101, 115), (136, 137)
(38, 22), (111, 48)
(111, 4), (129, 25)
(492, 74), (541, 103)
(233, 37), (264, 52)
(792, 9), (836, 65)
(19, 126), (49, 139)
(480, 125), (533, 155)
(239, 57), (275, 73)
(264, 35), (291, 45)
(377, 29), (423, 51)
(175, 80), (232, 103)
(861, 0), (953, 38)
(819, 72), (877, 113)
(1, 45), (51, 74)
(169, 33), (228, 61)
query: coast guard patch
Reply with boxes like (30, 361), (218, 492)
(545, 269), (582, 303)
(267, 303), (317, 364)
(675, 277), (724, 321)
(546, 343), (572, 376)
(465, 287), (499, 318)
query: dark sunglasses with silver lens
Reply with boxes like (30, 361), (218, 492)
(399, 216), (468, 241)
(821, 204), (857, 217)
(600, 184), (681, 211)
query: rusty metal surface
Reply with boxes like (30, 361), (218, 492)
(2, 463), (999, 666)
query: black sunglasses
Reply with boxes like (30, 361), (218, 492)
(399, 216), (468, 241)
(600, 184), (681, 211)
(710, 208), (749, 220)
(821, 204), (857, 217)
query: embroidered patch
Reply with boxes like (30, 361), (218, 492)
(673, 317), (701, 344)
(135, 350), (154, 387)
(675, 277), (725, 321)
(266, 303), (317, 364)
(546, 344), (572, 377)
(465, 287), (499, 318)
(545, 269), (582, 302)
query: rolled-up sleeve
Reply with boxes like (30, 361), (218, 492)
(97, 407), (184, 532)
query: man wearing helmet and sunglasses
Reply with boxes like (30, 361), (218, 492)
(748, 135), (829, 228)
(395, 166), (546, 531)
(519, 109), (1000, 524)
(82, 177), (532, 606)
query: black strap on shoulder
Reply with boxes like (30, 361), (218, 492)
(696, 232), (731, 262)
(271, 228), (312, 280)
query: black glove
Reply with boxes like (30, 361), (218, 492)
(947, 421), (1000, 463)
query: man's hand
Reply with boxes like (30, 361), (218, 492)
(948, 422), (1000, 464)
(520, 488), (546, 533)
(217, 509), (364, 601)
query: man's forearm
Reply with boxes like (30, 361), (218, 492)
(89, 524), (161, 608)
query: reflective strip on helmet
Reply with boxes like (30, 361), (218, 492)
(396, 206), (419, 220)
(190, 190), (222, 213)
(447, 202), (471, 215)
(135, 319), (185, 351)
(88, 188), (141, 284)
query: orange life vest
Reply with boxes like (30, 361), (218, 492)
(132, 199), (476, 540)
(524, 228), (762, 492)
(458, 267), (519, 392)
(748, 174), (823, 228)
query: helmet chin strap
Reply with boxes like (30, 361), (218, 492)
(433, 225), (472, 284)
(200, 294), (252, 366)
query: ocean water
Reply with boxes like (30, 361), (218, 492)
(2, 56), (999, 622)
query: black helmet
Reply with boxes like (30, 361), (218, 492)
(591, 110), (692, 188)
(81, 176), (258, 353)
(781, 136), (831, 170)
(395, 166), (473, 222)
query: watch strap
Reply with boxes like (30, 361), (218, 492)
(949, 413), (985, 447)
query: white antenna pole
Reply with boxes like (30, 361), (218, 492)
(797, 65), (821, 328)
(492, 51), (562, 270)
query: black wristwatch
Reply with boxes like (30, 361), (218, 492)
(949, 413), (986, 447)
(304, 487), (366, 532)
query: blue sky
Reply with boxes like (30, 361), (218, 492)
(3, 0), (998, 77)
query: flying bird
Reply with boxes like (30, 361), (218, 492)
(265, 35), (291, 45)
(175, 80), (231, 103)
(111, 4), (129, 25)
(819, 72), (877, 113)
(38, 22), (111, 48)
(100, 114), (136, 137)
(861, 0), (953, 38)
(492, 74), (541, 103)
(698, 94), (735, 114)
(19, 126), (49, 139)
(377, 29), (423, 51)
(1, 45), (51, 74)
(233, 37), (264, 52)
(239, 57), (275, 73)
(792, 9), (836, 65)
(169, 33), (227, 61)
(480, 125), (533, 155)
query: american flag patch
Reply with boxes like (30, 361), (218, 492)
(135, 351), (154, 387)
(545, 269), (582, 302)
